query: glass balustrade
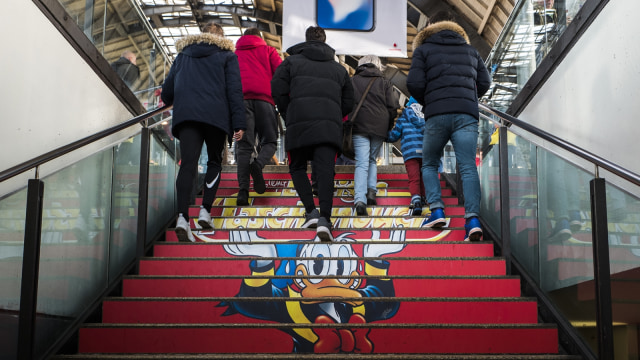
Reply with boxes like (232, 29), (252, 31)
(478, 110), (640, 359)
(56, 0), (171, 108)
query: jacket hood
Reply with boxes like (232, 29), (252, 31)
(408, 101), (425, 127)
(235, 34), (267, 50)
(176, 33), (235, 55)
(355, 63), (383, 77)
(412, 21), (470, 51)
(286, 41), (336, 61)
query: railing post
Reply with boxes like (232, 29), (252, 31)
(590, 177), (614, 360)
(498, 126), (511, 274)
(17, 179), (45, 360)
(135, 125), (151, 273)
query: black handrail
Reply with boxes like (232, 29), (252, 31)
(0, 105), (172, 183)
(480, 103), (640, 186)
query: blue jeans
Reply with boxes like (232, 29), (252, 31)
(422, 113), (480, 219)
(353, 134), (384, 205)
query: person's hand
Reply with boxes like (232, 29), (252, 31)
(233, 129), (244, 141)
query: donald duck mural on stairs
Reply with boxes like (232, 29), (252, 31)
(220, 229), (406, 353)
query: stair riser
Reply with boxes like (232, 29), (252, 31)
(214, 188), (453, 197)
(138, 259), (505, 276)
(219, 180), (446, 189)
(102, 300), (539, 324)
(202, 206), (466, 217)
(78, 327), (559, 354)
(186, 216), (466, 229)
(220, 173), (422, 181)
(202, 197), (460, 207)
(153, 243), (496, 258)
(174, 229), (468, 242)
(122, 278), (522, 298)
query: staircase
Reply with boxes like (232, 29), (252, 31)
(55, 166), (582, 359)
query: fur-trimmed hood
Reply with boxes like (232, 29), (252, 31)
(175, 33), (235, 53)
(412, 21), (470, 52)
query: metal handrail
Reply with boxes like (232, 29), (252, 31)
(0, 105), (172, 183)
(480, 103), (640, 186)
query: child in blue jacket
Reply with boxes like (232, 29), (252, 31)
(387, 97), (426, 216)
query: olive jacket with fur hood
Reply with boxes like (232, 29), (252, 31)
(161, 33), (246, 138)
(407, 21), (491, 120)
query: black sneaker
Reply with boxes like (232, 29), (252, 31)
(237, 189), (249, 206)
(366, 188), (377, 205)
(410, 196), (423, 216)
(250, 161), (266, 194)
(316, 217), (334, 242)
(301, 209), (320, 228)
(355, 201), (367, 216)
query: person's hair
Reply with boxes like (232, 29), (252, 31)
(305, 26), (326, 42)
(428, 10), (455, 25)
(243, 27), (261, 37)
(203, 22), (224, 36)
(121, 50), (136, 65)
(358, 55), (382, 71)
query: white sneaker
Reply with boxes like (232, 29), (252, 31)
(197, 206), (213, 229)
(175, 214), (195, 242)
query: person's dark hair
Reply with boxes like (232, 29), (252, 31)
(243, 27), (261, 37)
(203, 21), (224, 36)
(428, 10), (455, 25)
(305, 26), (326, 42)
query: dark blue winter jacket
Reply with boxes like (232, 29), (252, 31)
(407, 21), (491, 120)
(161, 33), (246, 138)
(387, 97), (425, 162)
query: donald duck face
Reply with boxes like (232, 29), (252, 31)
(294, 235), (363, 305)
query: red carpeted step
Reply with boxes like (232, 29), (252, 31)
(219, 179), (447, 189)
(153, 242), (496, 258)
(101, 298), (539, 324)
(199, 196), (460, 206)
(137, 258), (506, 276)
(204, 205), (464, 218)
(220, 172), (426, 181)
(122, 277), (522, 298)
(184, 214), (467, 229)
(165, 229), (469, 242)
(214, 187), (453, 197)
(78, 325), (558, 354)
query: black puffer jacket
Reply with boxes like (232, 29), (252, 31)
(271, 41), (354, 151)
(161, 33), (246, 138)
(351, 64), (399, 138)
(407, 21), (491, 120)
(111, 57), (139, 87)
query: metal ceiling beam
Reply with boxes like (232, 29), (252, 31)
(407, 0), (491, 58)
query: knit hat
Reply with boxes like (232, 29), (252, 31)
(358, 55), (382, 71)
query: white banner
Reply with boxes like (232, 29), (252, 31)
(282, 0), (407, 58)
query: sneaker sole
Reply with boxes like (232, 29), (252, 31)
(422, 218), (446, 228)
(198, 219), (213, 230)
(550, 229), (572, 242)
(316, 227), (334, 242)
(301, 219), (319, 229)
(465, 228), (483, 241)
(175, 228), (194, 242)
